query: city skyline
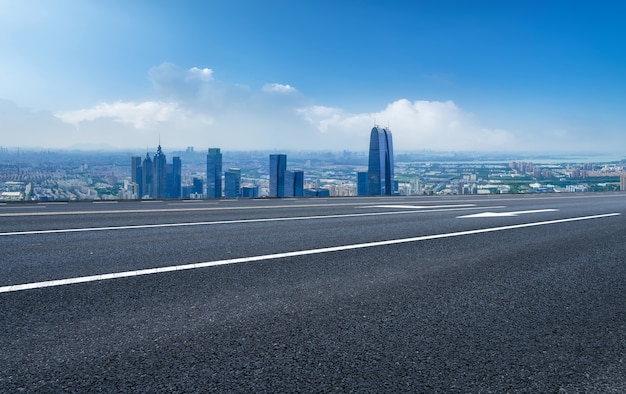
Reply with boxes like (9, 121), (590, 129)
(1, 1), (625, 153)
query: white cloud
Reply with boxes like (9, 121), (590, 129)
(297, 99), (518, 151)
(262, 83), (297, 94)
(188, 67), (214, 81)
(148, 63), (217, 100)
(8, 61), (614, 152)
(55, 101), (204, 129)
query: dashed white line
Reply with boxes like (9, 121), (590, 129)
(0, 212), (619, 294)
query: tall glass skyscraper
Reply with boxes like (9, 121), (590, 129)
(207, 148), (222, 198)
(131, 156), (143, 198)
(368, 126), (394, 196)
(269, 154), (287, 197)
(167, 156), (181, 198)
(285, 170), (304, 197)
(224, 168), (241, 198)
(153, 145), (168, 198)
(357, 171), (368, 196)
(141, 153), (153, 198)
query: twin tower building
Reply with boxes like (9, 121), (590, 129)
(132, 126), (394, 199)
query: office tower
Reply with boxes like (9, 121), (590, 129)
(224, 168), (241, 198)
(131, 156), (143, 198)
(285, 170), (304, 197)
(241, 185), (259, 198)
(183, 177), (204, 199)
(153, 145), (168, 198)
(368, 126), (394, 195)
(192, 178), (203, 195)
(207, 148), (222, 198)
(293, 170), (304, 197)
(357, 171), (368, 196)
(166, 156), (181, 198)
(141, 152), (153, 198)
(269, 154), (287, 197)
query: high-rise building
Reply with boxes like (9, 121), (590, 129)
(285, 170), (304, 197)
(269, 154), (287, 197)
(131, 145), (180, 199)
(241, 185), (259, 198)
(224, 168), (241, 198)
(368, 126), (394, 195)
(131, 156), (143, 198)
(192, 178), (203, 195)
(167, 156), (181, 198)
(153, 145), (168, 198)
(141, 152), (153, 198)
(207, 148), (222, 198)
(356, 171), (368, 196)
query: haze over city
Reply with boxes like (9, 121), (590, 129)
(1, 1), (625, 153)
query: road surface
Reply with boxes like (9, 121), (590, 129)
(1, 193), (625, 392)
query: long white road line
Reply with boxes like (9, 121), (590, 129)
(0, 212), (619, 294)
(0, 205), (495, 236)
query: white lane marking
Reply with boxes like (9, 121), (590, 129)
(0, 201), (476, 217)
(92, 201), (118, 204)
(167, 202), (219, 206)
(365, 204), (476, 209)
(0, 205), (45, 210)
(2, 192), (623, 217)
(458, 209), (559, 218)
(0, 212), (619, 294)
(0, 206), (500, 237)
(37, 202), (67, 205)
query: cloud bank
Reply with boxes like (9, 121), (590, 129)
(1, 62), (613, 152)
(56, 101), (198, 129)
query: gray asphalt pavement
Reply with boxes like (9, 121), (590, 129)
(1, 193), (625, 392)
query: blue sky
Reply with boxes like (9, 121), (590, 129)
(1, 0), (625, 153)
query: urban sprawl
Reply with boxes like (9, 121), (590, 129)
(1, 129), (625, 202)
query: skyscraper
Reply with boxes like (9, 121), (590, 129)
(207, 148), (222, 198)
(269, 154), (287, 197)
(224, 168), (241, 198)
(368, 126), (394, 196)
(356, 171), (368, 196)
(285, 170), (304, 197)
(131, 156), (143, 198)
(141, 152), (153, 198)
(167, 156), (181, 198)
(153, 145), (167, 198)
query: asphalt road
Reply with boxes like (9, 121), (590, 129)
(1, 193), (625, 392)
